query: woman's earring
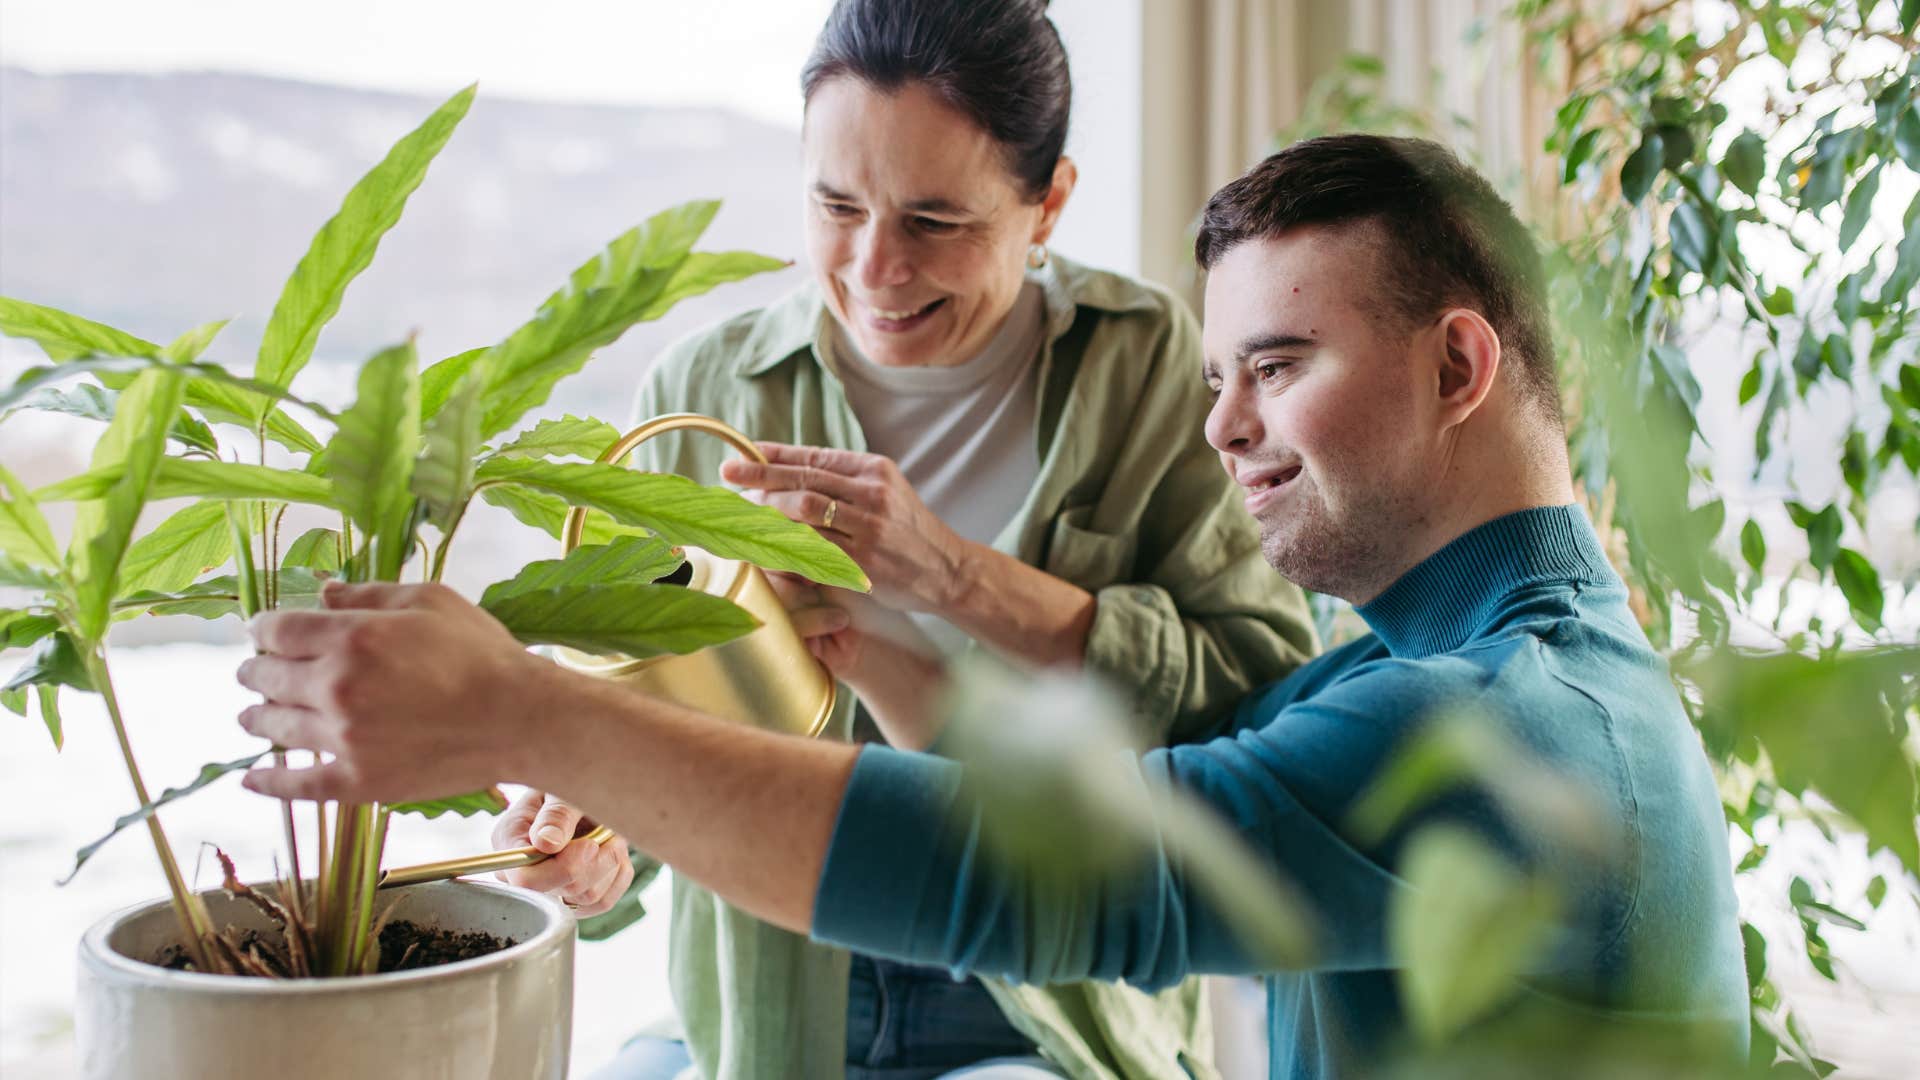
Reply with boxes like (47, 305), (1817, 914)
(1027, 243), (1049, 270)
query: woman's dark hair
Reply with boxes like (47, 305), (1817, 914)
(1196, 135), (1561, 423)
(801, 0), (1071, 203)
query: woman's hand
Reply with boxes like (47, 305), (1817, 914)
(490, 789), (635, 917)
(764, 571), (950, 750)
(721, 443), (972, 613)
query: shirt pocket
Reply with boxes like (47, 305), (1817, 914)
(1043, 503), (1137, 591)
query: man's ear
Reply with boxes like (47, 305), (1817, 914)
(1034, 156), (1078, 244)
(1433, 308), (1501, 429)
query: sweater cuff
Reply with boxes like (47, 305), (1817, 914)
(811, 745), (964, 959)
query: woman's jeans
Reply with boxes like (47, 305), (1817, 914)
(592, 955), (1062, 1079)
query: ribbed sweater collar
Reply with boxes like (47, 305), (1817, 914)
(1356, 505), (1614, 658)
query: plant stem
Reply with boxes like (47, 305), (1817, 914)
(86, 649), (216, 971)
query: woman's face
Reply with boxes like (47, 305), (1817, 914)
(802, 77), (1067, 368)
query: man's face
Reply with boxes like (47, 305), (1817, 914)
(1200, 225), (1444, 601)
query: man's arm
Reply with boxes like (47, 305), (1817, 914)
(236, 579), (858, 932)
(235, 579), (1433, 981)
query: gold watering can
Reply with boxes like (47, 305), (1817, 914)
(380, 413), (839, 890)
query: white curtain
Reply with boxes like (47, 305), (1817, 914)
(1138, 0), (1551, 296)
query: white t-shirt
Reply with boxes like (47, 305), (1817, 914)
(823, 281), (1047, 654)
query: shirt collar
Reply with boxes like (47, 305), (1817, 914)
(1356, 504), (1617, 658)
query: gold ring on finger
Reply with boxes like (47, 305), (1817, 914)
(822, 498), (837, 531)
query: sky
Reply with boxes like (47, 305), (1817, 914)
(0, 0), (838, 128)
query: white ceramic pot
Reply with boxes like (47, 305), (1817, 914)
(75, 880), (573, 1080)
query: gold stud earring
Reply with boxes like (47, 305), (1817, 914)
(1027, 243), (1049, 270)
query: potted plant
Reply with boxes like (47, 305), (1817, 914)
(0, 84), (865, 1079)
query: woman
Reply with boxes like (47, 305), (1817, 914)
(495, 1), (1317, 1077)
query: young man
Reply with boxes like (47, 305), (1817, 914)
(236, 135), (1748, 1077)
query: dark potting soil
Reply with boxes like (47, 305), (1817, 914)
(151, 921), (516, 975)
(377, 919), (515, 972)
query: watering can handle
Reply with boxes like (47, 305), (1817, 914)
(562, 412), (768, 553)
(381, 415), (768, 891)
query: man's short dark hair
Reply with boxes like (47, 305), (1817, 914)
(1196, 135), (1560, 422)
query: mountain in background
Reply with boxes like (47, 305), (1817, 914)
(0, 66), (811, 627)
(0, 65), (807, 412)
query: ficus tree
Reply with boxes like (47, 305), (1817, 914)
(1275, 0), (1919, 1073)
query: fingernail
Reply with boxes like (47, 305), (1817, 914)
(823, 610), (851, 632)
(537, 825), (567, 847)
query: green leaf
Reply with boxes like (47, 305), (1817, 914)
(479, 536), (683, 606)
(1832, 549), (1884, 630)
(162, 319), (229, 363)
(1822, 334), (1854, 381)
(1561, 129), (1601, 184)
(1651, 344), (1701, 409)
(1392, 825), (1560, 1043)
(1739, 355), (1764, 406)
(1620, 133), (1664, 205)
(3, 631), (95, 720)
(66, 366), (187, 640)
(481, 581), (759, 657)
(0, 461), (62, 570)
(117, 501), (233, 597)
(324, 341), (421, 580)
(390, 787), (510, 819)
(1762, 286), (1795, 317)
(280, 528), (344, 574)
(7, 384), (219, 453)
(475, 458), (868, 590)
(492, 415), (621, 461)
(1723, 131), (1765, 197)
(1740, 519), (1767, 573)
(1867, 875), (1887, 909)
(477, 483), (643, 547)
(1805, 504), (1843, 572)
(419, 347), (488, 423)
(1741, 922), (1767, 988)
(0, 609), (58, 650)
(474, 202), (785, 439)
(1839, 163), (1883, 250)
(1, 355), (318, 417)
(1900, 364), (1920, 411)
(1800, 133), (1849, 213)
(0, 683), (22, 716)
(411, 369), (483, 531)
(34, 685), (63, 750)
(118, 568), (329, 621)
(38, 458), (334, 507)
(1669, 201), (1713, 275)
(58, 753), (267, 885)
(1693, 648), (1920, 879)
(1897, 102), (1920, 164)
(252, 85), (473, 405)
(0, 296), (157, 361)
(0, 555), (62, 591)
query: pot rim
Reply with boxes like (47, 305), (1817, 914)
(78, 879), (573, 995)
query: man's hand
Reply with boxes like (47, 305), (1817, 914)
(491, 790), (635, 916)
(721, 442), (972, 613)
(235, 580), (549, 804)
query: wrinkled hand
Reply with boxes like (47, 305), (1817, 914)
(721, 443), (970, 613)
(236, 581), (548, 804)
(491, 790), (634, 917)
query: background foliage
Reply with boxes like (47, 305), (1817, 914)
(1282, 0), (1919, 1072)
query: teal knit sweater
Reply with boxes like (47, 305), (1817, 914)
(812, 506), (1748, 1077)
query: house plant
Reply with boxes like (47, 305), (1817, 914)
(0, 83), (865, 1078)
